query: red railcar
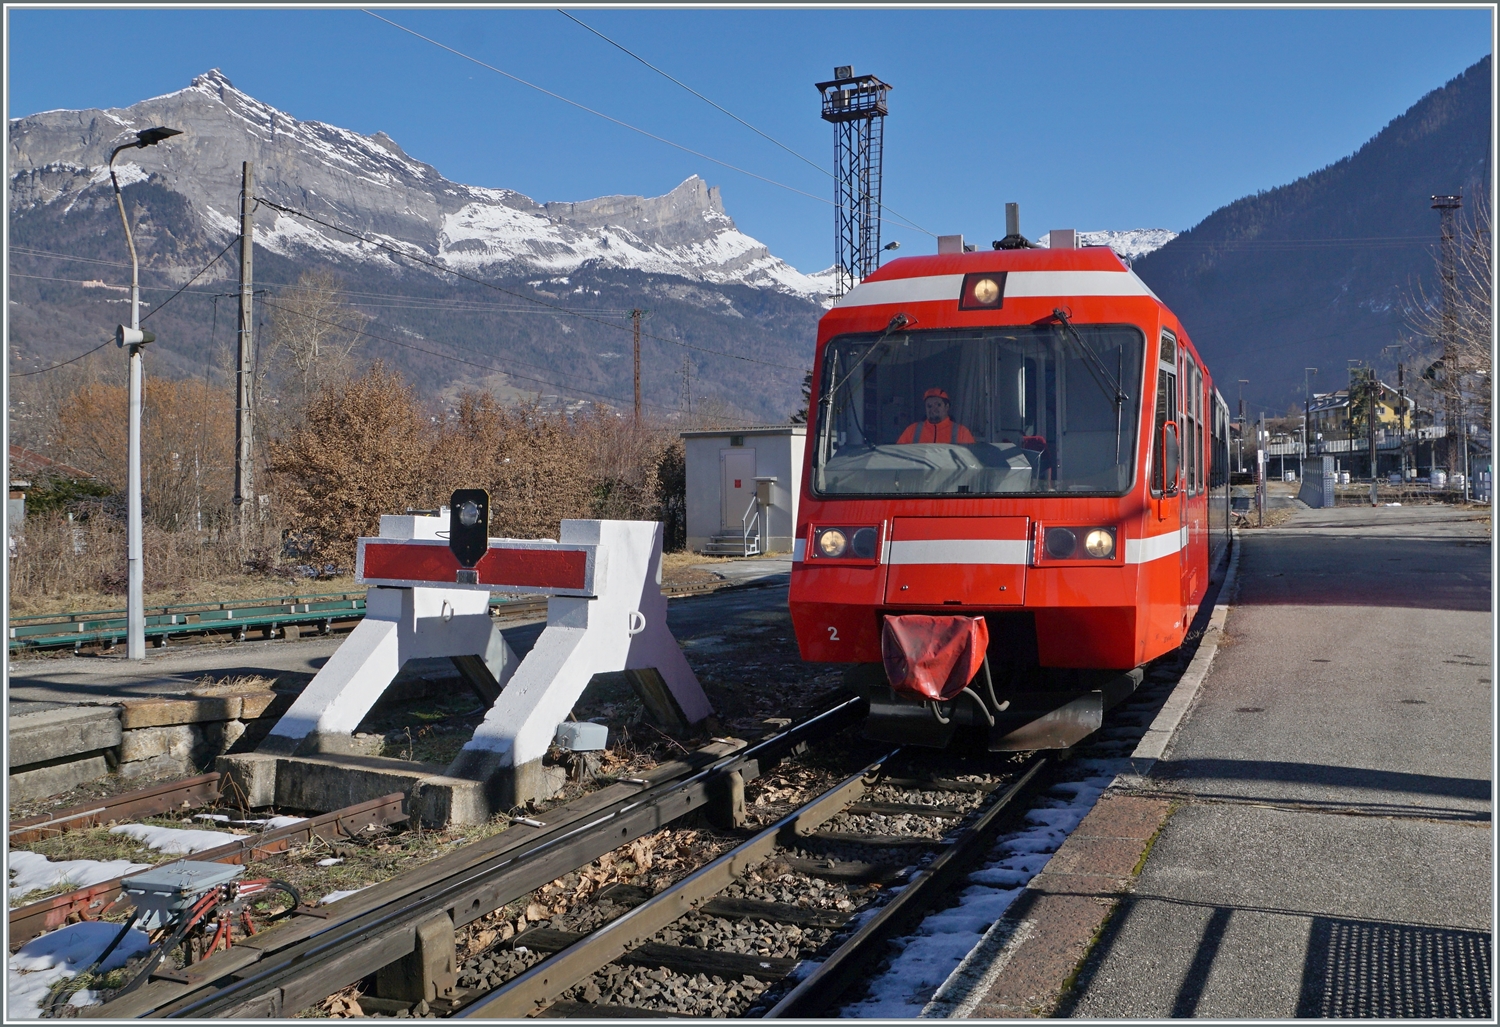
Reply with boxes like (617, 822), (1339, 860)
(788, 244), (1232, 748)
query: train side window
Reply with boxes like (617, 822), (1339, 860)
(1151, 369), (1177, 495)
(1184, 357), (1201, 495)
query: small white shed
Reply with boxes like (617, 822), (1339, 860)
(681, 426), (805, 555)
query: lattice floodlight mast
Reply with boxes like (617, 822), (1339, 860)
(818, 66), (891, 297)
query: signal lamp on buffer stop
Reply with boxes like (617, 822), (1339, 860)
(448, 488), (489, 583)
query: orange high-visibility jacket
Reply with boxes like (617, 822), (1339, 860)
(897, 419), (976, 444)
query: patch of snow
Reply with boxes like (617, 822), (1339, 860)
(316, 858), (343, 867)
(260, 816), (309, 830)
(9, 851), (151, 906)
(109, 823), (246, 855)
(8, 921), (151, 1017)
(88, 161), (148, 188)
(839, 759), (1125, 1018)
(319, 887), (366, 905)
(1037, 229), (1177, 261)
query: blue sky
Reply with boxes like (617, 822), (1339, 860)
(6, 7), (1493, 275)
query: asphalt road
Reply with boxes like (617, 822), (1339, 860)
(6, 562), (793, 712)
(1063, 503), (1492, 1018)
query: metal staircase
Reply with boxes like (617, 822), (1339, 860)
(701, 495), (763, 556)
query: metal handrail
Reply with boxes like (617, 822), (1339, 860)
(741, 495), (762, 556)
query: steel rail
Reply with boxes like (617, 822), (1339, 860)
(147, 694), (866, 1018)
(9, 773), (224, 844)
(457, 752), (898, 1018)
(10, 792), (406, 950)
(764, 753), (1049, 1017)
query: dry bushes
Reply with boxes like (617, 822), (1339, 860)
(53, 378), (235, 531)
(271, 365), (684, 567)
(8, 515), (283, 612)
(269, 362), (432, 564)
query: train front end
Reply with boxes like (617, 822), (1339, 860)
(789, 246), (1207, 750)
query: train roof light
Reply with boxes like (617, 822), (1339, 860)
(960, 272), (1005, 310)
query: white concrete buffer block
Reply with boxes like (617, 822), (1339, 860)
(449, 519), (711, 787)
(260, 513), (517, 755)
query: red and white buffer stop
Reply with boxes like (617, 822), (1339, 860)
(257, 509), (712, 817)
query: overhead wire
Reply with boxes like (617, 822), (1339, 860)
(9, 235), (241, 378)
(254, 196), (805, 372)
(555, 9), (934, 238)
(362, 10), (833, 211)
(11, 249), (638, 316)
(258, 296), (769, 425)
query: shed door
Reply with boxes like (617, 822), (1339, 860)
(721, 449), (757, 531)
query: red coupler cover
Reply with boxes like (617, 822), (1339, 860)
(881, 614), (990, 702)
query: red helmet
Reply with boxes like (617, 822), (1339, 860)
(923, 387), (950, 401)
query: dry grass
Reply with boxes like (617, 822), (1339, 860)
(9, 572), (361, 618)
(11, 553), (737, 617)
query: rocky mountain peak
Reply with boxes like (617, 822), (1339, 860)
(9, 71), (827, 301)
(190, 68), (236, 94)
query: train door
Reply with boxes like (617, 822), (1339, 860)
(1182, 352), (1203, 611)
(1150, 332), (1185, 645)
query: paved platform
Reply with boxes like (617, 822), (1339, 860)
(963, 503), (1492, 1018)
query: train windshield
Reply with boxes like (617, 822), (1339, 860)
(813, 324), (1145, 496)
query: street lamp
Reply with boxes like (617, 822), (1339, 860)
(109, 125), (181, 660)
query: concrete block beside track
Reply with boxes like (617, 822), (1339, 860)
(9, 754), (112, 802)
(118, 694), (243, 728)
(7, 705), (121, 768)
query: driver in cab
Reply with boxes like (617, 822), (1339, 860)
(898, 387), (975, 444)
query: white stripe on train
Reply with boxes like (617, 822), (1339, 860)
(832, 269), (1162, 309)
(792, 530), (1186, 565)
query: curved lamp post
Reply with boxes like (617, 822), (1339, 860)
(109, 126), (181, 660)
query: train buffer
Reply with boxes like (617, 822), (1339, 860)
(220, 502), (712, 827)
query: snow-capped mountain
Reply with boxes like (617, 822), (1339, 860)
(7, 70), (832, 423)
(9, 70), (830, 303)
(1037, 228), (1178, 261)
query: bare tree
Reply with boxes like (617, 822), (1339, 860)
(1408, 192), (1492, 435)
(260, 270), (369, 429)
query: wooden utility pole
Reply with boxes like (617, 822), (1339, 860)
(235, 162), (255, 539)
(632, 308), (642, 423)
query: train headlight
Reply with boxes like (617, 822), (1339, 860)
(817, 528), (849, 558)
(960, 272), (1007, 310)
(1084, 528), (1115, 559)
(1044, 527), (1077, 560)
(851, 527), (878, 559)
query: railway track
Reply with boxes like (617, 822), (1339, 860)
(19, 555), (1229, 1019)
(57, 652), (1198, 1019)
(454, 752), (1048, 1019)
(80, 692), (864, 1018)
(8, 775), (408, 950)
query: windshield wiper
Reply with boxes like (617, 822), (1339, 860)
(1052, 308), (1128, 407)
(825, 312), (913, 402)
